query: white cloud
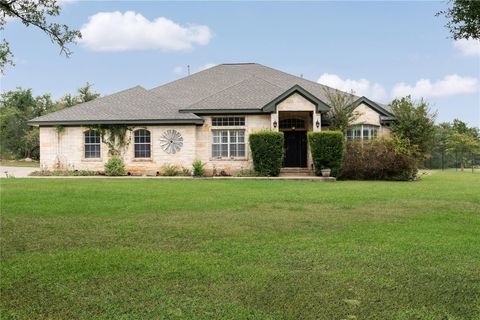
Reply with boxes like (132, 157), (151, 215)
(453, 38), (480, 56)
(173, 63), (217, 75)
(391, 74), (479, 98)
(317, 73), (387, 100)
(79, 11), (213, 51)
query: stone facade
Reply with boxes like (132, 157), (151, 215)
(350, 103), (391, 136)
(39, 115), (271, 175)
(38, 94), (391, 175)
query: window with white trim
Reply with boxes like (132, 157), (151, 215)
(84, 130), (101, 158)
(212, 116), (245, 126)
(134, 129), (151, 158)
(346, 125), (378, 140)
(212, 129), (245, 158)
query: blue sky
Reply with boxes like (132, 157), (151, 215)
(2, 1), (480, 126)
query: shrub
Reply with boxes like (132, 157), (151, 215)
(192, 160), (205, 177)
(308, 131), (344, 177)
(249, 131), (284, 176)
(104, 156), (126, 176)
(161, 164), (179, 176)
(29, 170), (98, 176)
(179, 167), (191, 176)
(340, 137), (418, 181)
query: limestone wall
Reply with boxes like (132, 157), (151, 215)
(39, 115), (271, 175)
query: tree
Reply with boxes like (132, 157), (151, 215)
(0, 84), (100, 160)
(389, 96), (437, 158)
(447, 131), (479, 171)
(0, 0), (81, 72)
(323, 88), (359, 134)
(77, 82), (100, 103)
(432, 122), (453, 169)
(437, 0), (480, 40)
(452, 118), (478, 138)
(0, 88), (55, 159)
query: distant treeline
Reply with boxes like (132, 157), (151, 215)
(0, 84), (99, 160)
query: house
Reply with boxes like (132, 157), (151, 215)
(29, 63), (395, 175)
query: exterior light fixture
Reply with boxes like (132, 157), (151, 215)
(316, 120), (320, 128)
(273, 121), (277, 128)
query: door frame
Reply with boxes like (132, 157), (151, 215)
(283, 130), (308, 168)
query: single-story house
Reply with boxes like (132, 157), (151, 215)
(29, 63), (395, 175)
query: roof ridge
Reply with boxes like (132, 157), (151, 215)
(149, 64), (227, 92)
(251, 63), (361, 100)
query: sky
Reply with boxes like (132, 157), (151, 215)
(2, 1), (480, 126)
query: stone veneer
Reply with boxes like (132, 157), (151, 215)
(38, 94), (390, 175)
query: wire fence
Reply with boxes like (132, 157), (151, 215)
(423, 151), (480, 172)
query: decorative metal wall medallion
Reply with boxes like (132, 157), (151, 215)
(160, 130), (183, 154)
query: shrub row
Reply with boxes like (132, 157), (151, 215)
(340, 137), (418, 181)
(249, 131), (284, 176)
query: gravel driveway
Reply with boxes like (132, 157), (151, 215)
(0, 166), (37, 178)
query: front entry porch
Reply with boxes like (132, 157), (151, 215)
(278, 111), (312, 169)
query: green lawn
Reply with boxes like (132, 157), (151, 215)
(0, 161), (39, 167)
(1, 171), (479, 319)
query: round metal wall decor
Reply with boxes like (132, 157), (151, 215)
(160, 130), (183, 154)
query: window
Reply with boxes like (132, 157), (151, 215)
(279, 118), (305, 130)
(134, 129), (151, 158)
(346, 125), (378, 140)
(212, 130), (245, 158)
(212, 117), (245, 126)
(84, 130), (101, 158)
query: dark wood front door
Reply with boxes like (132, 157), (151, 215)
(283, 131), (307, 167)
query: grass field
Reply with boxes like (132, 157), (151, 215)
(1, 171), (479, 319)
(0, 161), (39, 167)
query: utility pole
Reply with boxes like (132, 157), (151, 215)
(187, 65), (190, 76)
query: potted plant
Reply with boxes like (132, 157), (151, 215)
(321, 168), (331, 177)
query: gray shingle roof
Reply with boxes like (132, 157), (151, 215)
(30, 63), (392, 125)
(29, 86), (202, 125)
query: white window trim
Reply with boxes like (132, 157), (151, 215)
(133, 129), (152, 159)
(347, 124), (379, 140)
(83, 130), (102, 160)
(211, 129), (246, 159)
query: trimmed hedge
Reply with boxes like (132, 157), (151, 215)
(249, 131), (284, 176)
(340, 137), (418, 181)
(308, 131), (344, 176)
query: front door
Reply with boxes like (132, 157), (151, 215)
(283, 131), (307, 167)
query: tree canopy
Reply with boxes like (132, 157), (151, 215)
(323, 88), (359, 134)
(389, 96), (437, 158)
(437, 0), (480, 40)
(0, 0), (81, 72)
(0, 84), (99, 160)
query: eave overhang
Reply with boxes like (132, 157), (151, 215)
(28, 118), (205, 126)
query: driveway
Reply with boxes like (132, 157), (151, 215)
(0, 166), (37, 178)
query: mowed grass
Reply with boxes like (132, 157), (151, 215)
(0, 171), (479, 319)
(0, 161), (39, 167)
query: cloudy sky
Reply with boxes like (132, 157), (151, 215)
(2, 1), (479, 126)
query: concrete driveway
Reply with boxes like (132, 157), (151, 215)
(0, 166), (37, 178)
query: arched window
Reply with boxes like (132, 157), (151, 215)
(84, 130), (101, 158)
(279, 118), (305, 130)
(134, 129), (151, 158)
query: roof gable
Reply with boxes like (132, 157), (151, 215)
(352, 96), (393, 117)
(262, 85), (330, 113)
